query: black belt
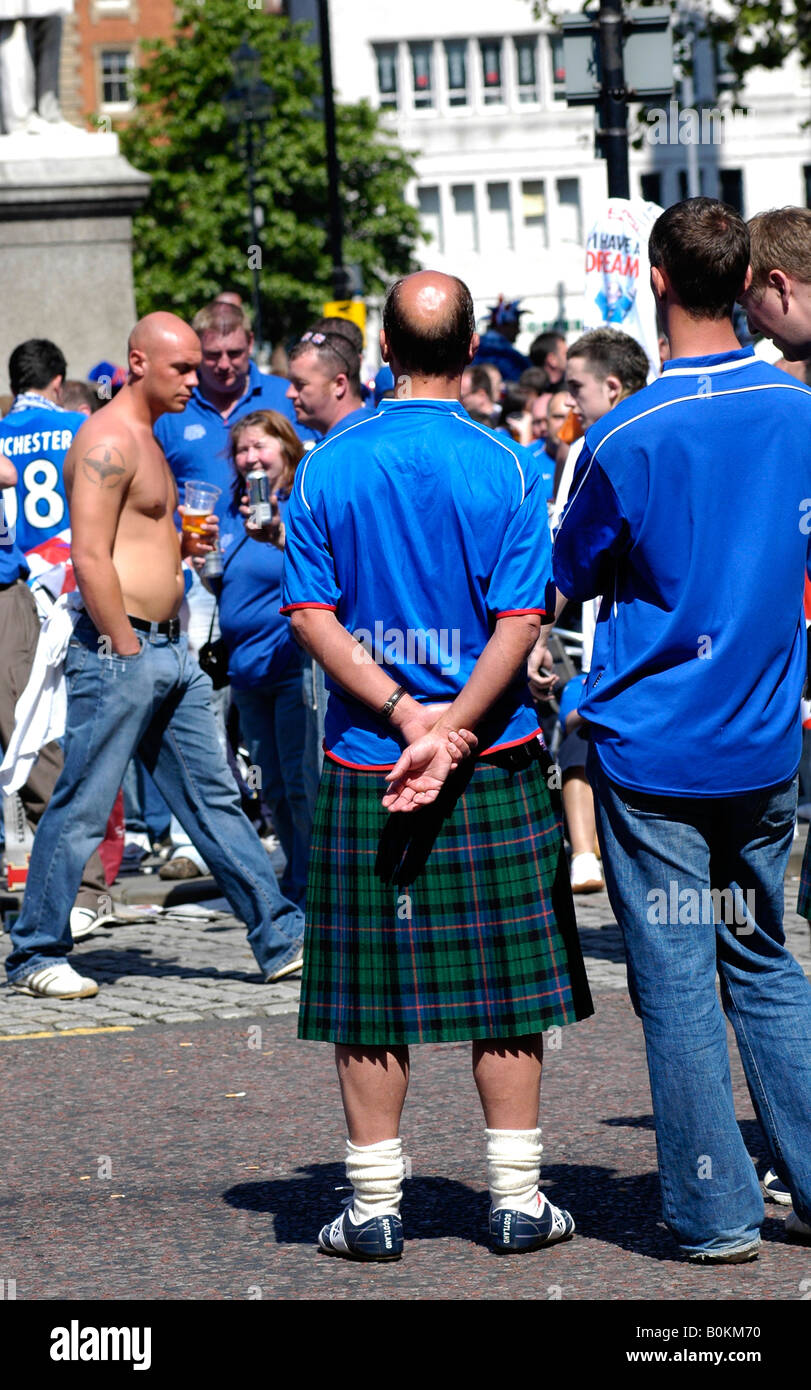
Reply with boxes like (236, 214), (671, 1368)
(128, 615), (181, 641)
(481, 737), (545, 771)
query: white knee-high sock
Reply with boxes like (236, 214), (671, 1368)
(345, 1138), (405, 1222)
(486, 1128), (543, 1213)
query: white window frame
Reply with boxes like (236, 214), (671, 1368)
(98, 46), (136, 114)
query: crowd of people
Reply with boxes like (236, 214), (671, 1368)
(1, 197), (810, 1266)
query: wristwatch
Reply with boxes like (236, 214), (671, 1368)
(380, 685), (407, 720)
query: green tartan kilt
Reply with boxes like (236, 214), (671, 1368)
(298, 754), (594, 1045)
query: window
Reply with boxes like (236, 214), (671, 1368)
(417, 186), (443, 253)
(719, 168), (743, 213)
(451, 184), (478, 253)
(100, 49), (134, 108)
(557, 177), (581, 243)
(486, 183), (514, 250)
(678, 168), (712, 199)
(374, 44), (398, 110)
(521, 180), (547, 248)
(410, 42), (434, 109)
(445, 40), (468, 107)
(640, 172), (662, 205)
(550, 35), (566, 101)
(514, 37), (539, 103)
(479, 38), (503, 105)
(94, 0), (132, 12)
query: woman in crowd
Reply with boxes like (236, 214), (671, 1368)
(207, 409), (318, 909)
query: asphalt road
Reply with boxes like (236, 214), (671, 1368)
(1, 856), (809, 1357)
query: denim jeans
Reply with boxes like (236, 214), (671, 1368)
(589, 748), (811, 1255)
(6, 616), (304, 983)
(302, 658), (326, 775)
(232, 663), (318, 909)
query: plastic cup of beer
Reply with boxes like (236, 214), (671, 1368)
(182, 481), (221, 536)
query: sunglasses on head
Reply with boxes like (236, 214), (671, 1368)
(298, 330), (356, 375)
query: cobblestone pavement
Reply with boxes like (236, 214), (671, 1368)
(1, 864), (809, 1035)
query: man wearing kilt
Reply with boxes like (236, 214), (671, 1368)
(280, 271), (593, 1261)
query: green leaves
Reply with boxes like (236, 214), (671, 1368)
(115, 0), (420, 341)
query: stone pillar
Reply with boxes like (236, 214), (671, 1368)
(0, 130), (150, 392)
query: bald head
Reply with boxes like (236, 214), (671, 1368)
(382, 271), (476, 381)
(127, 312), (201, 415)
(128, 312), (199, 361)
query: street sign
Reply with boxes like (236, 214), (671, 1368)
(561, 8), (673, 104)
(322, 298), (367, 342)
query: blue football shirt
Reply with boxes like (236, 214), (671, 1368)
(553, 347), (811, 796)
(281, 397), (554, 768)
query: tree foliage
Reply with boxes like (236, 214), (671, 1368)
(116, 0), (421, 341)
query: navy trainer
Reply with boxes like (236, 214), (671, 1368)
(490, 1192), (575, 1254)
(762, 1168), (792, 1206)
(317, 1206), (403, 1262)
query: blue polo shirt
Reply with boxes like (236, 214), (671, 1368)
(215, 497), (301, 691)
(281, 397), (554, 768)
(154, 362), (317, 520)
(553, 347), (811, 797)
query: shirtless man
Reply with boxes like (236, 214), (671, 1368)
(5, 313), (305, 999)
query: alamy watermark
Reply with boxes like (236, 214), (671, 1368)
(352, 622), (461, 676)
(644, 99), (748, 146)
(647, 882), (755, 931)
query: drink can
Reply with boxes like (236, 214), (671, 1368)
(247, 468), (272, 526)
(202, 547), (223, 578)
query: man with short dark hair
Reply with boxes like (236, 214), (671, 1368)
(554, 197), (811, 1260)
(739, 206), (811, 360)
(460, 364), (495, 421)
(529, 331), (567, 385)
(286, 325), (367, 438)
(281, 270), (592, 1262)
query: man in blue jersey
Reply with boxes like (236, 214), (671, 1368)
(554, 197), (811, 1261)
(0, 339), (108, 937)
(285, 326), (368, 439)
(154, 300), (317, 514)
(280, 270), (592, 1262)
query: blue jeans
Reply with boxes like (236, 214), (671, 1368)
(589, 749), (811, 1255)
(232, 663), (318, 909)
(302, 658), (326, 775)
(6, 617), (304, 982)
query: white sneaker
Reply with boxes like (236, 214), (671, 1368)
(12, 963), (99, 999)
(785, 1210), (811, 1241)
(70, 903), (136, 941)
(570, 851), (604, 893)
(70, 907), (100, 941)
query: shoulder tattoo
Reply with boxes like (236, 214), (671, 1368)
(81, 443), (127, 489)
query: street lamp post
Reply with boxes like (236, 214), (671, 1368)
(224, 41), (273, 351)
(316, 0), (351, 301)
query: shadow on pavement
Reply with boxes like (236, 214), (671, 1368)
(224, 1166), (494, 1248)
